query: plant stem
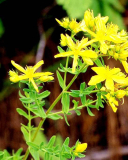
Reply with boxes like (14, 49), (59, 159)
(48, 99), (97, 116)
(64, 57), (69, 89)
(23, 63), (87, 160)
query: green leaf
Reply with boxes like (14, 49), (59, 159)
(80, 82), (86, 91)
(57, 46), (65, 53)
(47, 114), (63, 120)
(103, 1), (125, 29)
(56, 71), (64, 89)
(97, 92), (104, 108)
(44, 152), (50, 160)
(15, 148), (23, 157)
(27, 142), (39, 151)
(47, 136), (56, 148)
(94, 58), (104, 67)
(80, 95), (86, 105)
(20, 97), (34, 104)
(72, 100), (79, 109)
(64, 114), (70, 126)
(87, 107), (95, 116)
(75, 110), (81, 116)
(39, 106), (46, 118)
(62, 93), (70, 114)
(0, 18), (4, 38)
(56, 0), (93, 19)
(21, 126), (29, 142)
(37, 90), (50, 100)
(16, 108), (28, 119)
(29, 148), (40, 160)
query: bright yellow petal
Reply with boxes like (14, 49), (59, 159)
(82, 57), (94, 65)
(105, 78), (114, 91)
(110, 103), (118, 112)
(112, 75), (126, 84)
(33, 60), (44, 72)
(72, 55), (78, 72)
(30, 78), (39, 92)
(79, 50), (98, 58)
(54, 51), (73, 58)
(66, 35), (75, 50)
(18, 75), (28, 81)
(91, 67), (106, 75)
(11, 60), (26, 73)
(110, 68), (120, 75)
(75, 143), (87, 152)
(88, 75), (105, 85)
(34, 72), (53, 77)
(77, 38), (88, 50)
(122, 61), (128, 73)
(39, 75), (54, 82)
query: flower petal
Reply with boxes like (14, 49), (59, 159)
(82, 57), (94, 65)
(91, 67), (106, 75)
(72, 55), (78, 72)
(54, 51), (73, 58)
(88, 75), (105, 85)
(109, 67), (120, 75)
(112, 75), (126, 84)
(79, 50), (98, 58)
(105, 78), (114, 91)
(30, 78), (39, 92)
(11, 60), (26, 73)
(33, 60), (44, 72)
(122, 61), (128, 73)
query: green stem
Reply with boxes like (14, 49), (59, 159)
(23, 63), (87, 160)
(28, 107), (31, 142)
(64, 57), (69, 89)
(48, 99), (97, 116)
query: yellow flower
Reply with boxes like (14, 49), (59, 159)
(55, 35), (98, 72)
(116, 90), (126, 99)
(105, 93), (118, 112)
(82, 10), (126, 54)
(60, 34), (67, 46)
(74, 143), (87, 156)
(9, 60), (54, 92)
(56, 18), (69, 28)
(88, 66), (126, 91)
(84, 9), (95, 31)
(56, 18), (81, 34)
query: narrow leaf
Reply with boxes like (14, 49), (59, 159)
(62, 93), (70, 114)
(16, 108), (28, 119)
(87, 107), (95, 116)
(56, 71), (64, 89)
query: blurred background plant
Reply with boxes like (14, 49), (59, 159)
(0, 0), (128, 159)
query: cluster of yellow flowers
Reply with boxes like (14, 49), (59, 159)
(55, 9), (128, 113)
(9, 10), (128, 113)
